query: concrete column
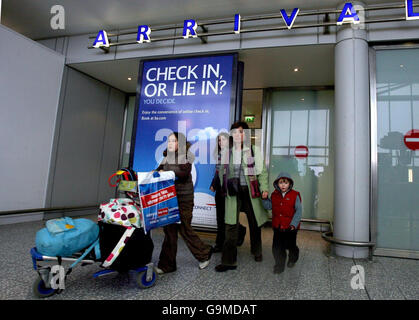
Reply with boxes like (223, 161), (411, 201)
(333, 9), (370, 258)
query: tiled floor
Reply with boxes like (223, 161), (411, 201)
(0, 214), (417, 300)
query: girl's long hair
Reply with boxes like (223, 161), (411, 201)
(163, 131), (190, 157)
(213, 132), (230, 158)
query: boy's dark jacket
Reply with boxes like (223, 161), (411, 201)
(262, 172), (302, 230)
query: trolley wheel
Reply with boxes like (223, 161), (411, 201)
(32, 277), (57, 298)
(136, 270), (157, 289)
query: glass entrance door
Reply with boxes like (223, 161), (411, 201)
(267, 89), (334, 225)
(374, 48), (419, 257)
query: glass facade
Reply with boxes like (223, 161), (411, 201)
(375, 48), (419, 252)
(267, 89), (334, 222)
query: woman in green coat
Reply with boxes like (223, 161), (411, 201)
(215, 121), (270, 272)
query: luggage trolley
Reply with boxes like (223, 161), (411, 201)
(30, 168), (157, 298)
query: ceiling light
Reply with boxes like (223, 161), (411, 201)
(400, 65), (404, 68)
(294, 68), (299, 72)
(128, 77), (132, 81)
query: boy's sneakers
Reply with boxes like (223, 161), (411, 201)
(287, 261), (296, 268)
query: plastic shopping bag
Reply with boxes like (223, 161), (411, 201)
(137, 171), (180, 233)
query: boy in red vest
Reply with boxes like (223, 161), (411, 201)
(262, 172), (302, 274)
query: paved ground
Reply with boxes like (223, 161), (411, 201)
(0, 214), (417, 300)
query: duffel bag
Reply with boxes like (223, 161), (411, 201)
(98, 221), (154, 271)
(99, 198), (143, 228)
(35, 217), (99, 257)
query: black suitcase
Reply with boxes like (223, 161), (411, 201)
(98, 221), (154, 272)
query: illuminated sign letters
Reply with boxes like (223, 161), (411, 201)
(337, 3), (360, 25)
(234, 14), (241, 34)
(406, 0), (419, 20)
(183, 19), (198, 39)
(92, 2), (419, 49)
(280, 8), (300, 29)
(93, 30), (109, 48)
(137, 25), (151, 43)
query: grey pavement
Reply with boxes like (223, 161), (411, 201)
(0, 214), (417, 300)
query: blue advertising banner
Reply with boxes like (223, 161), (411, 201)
(131, 54), (238, 227)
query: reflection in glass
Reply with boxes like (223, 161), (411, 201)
(268, 90), (334, 222)
(376, 49), (419, 252)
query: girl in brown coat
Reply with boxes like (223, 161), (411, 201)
(155, 132), (213, 274)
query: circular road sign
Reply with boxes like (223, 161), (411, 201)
(295, 145), (309, 158)
(404, 130), (419, 150)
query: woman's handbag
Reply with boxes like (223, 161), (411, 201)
(249, 179), (261, 198)
(227, 177), (240, 196)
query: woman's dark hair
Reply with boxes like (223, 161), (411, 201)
(229, 121), (250, 148)
(163, 131), (190, 156)
(230, 121), (249, 131)
(213, 131), (230, 158)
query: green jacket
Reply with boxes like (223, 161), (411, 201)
(218, 145), (269, 227)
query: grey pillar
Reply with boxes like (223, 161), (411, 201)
(333, 14), (370, 258)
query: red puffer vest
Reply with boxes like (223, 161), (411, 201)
(271, 189), (301, 230)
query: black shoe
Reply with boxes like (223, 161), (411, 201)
(287, 261), (296, 268)
(215, 264), (237, 272)
(254, 254), (263, 262)
(273, 265), (285, 274)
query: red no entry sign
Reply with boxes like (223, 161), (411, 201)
(295, 145), (309, 158)
(404, 129), (419, 150)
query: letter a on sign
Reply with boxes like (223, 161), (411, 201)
(93, 30), (110, 48)
(337, 3), (360, 25)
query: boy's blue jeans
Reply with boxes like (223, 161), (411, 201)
(272, 228), (299, 271)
